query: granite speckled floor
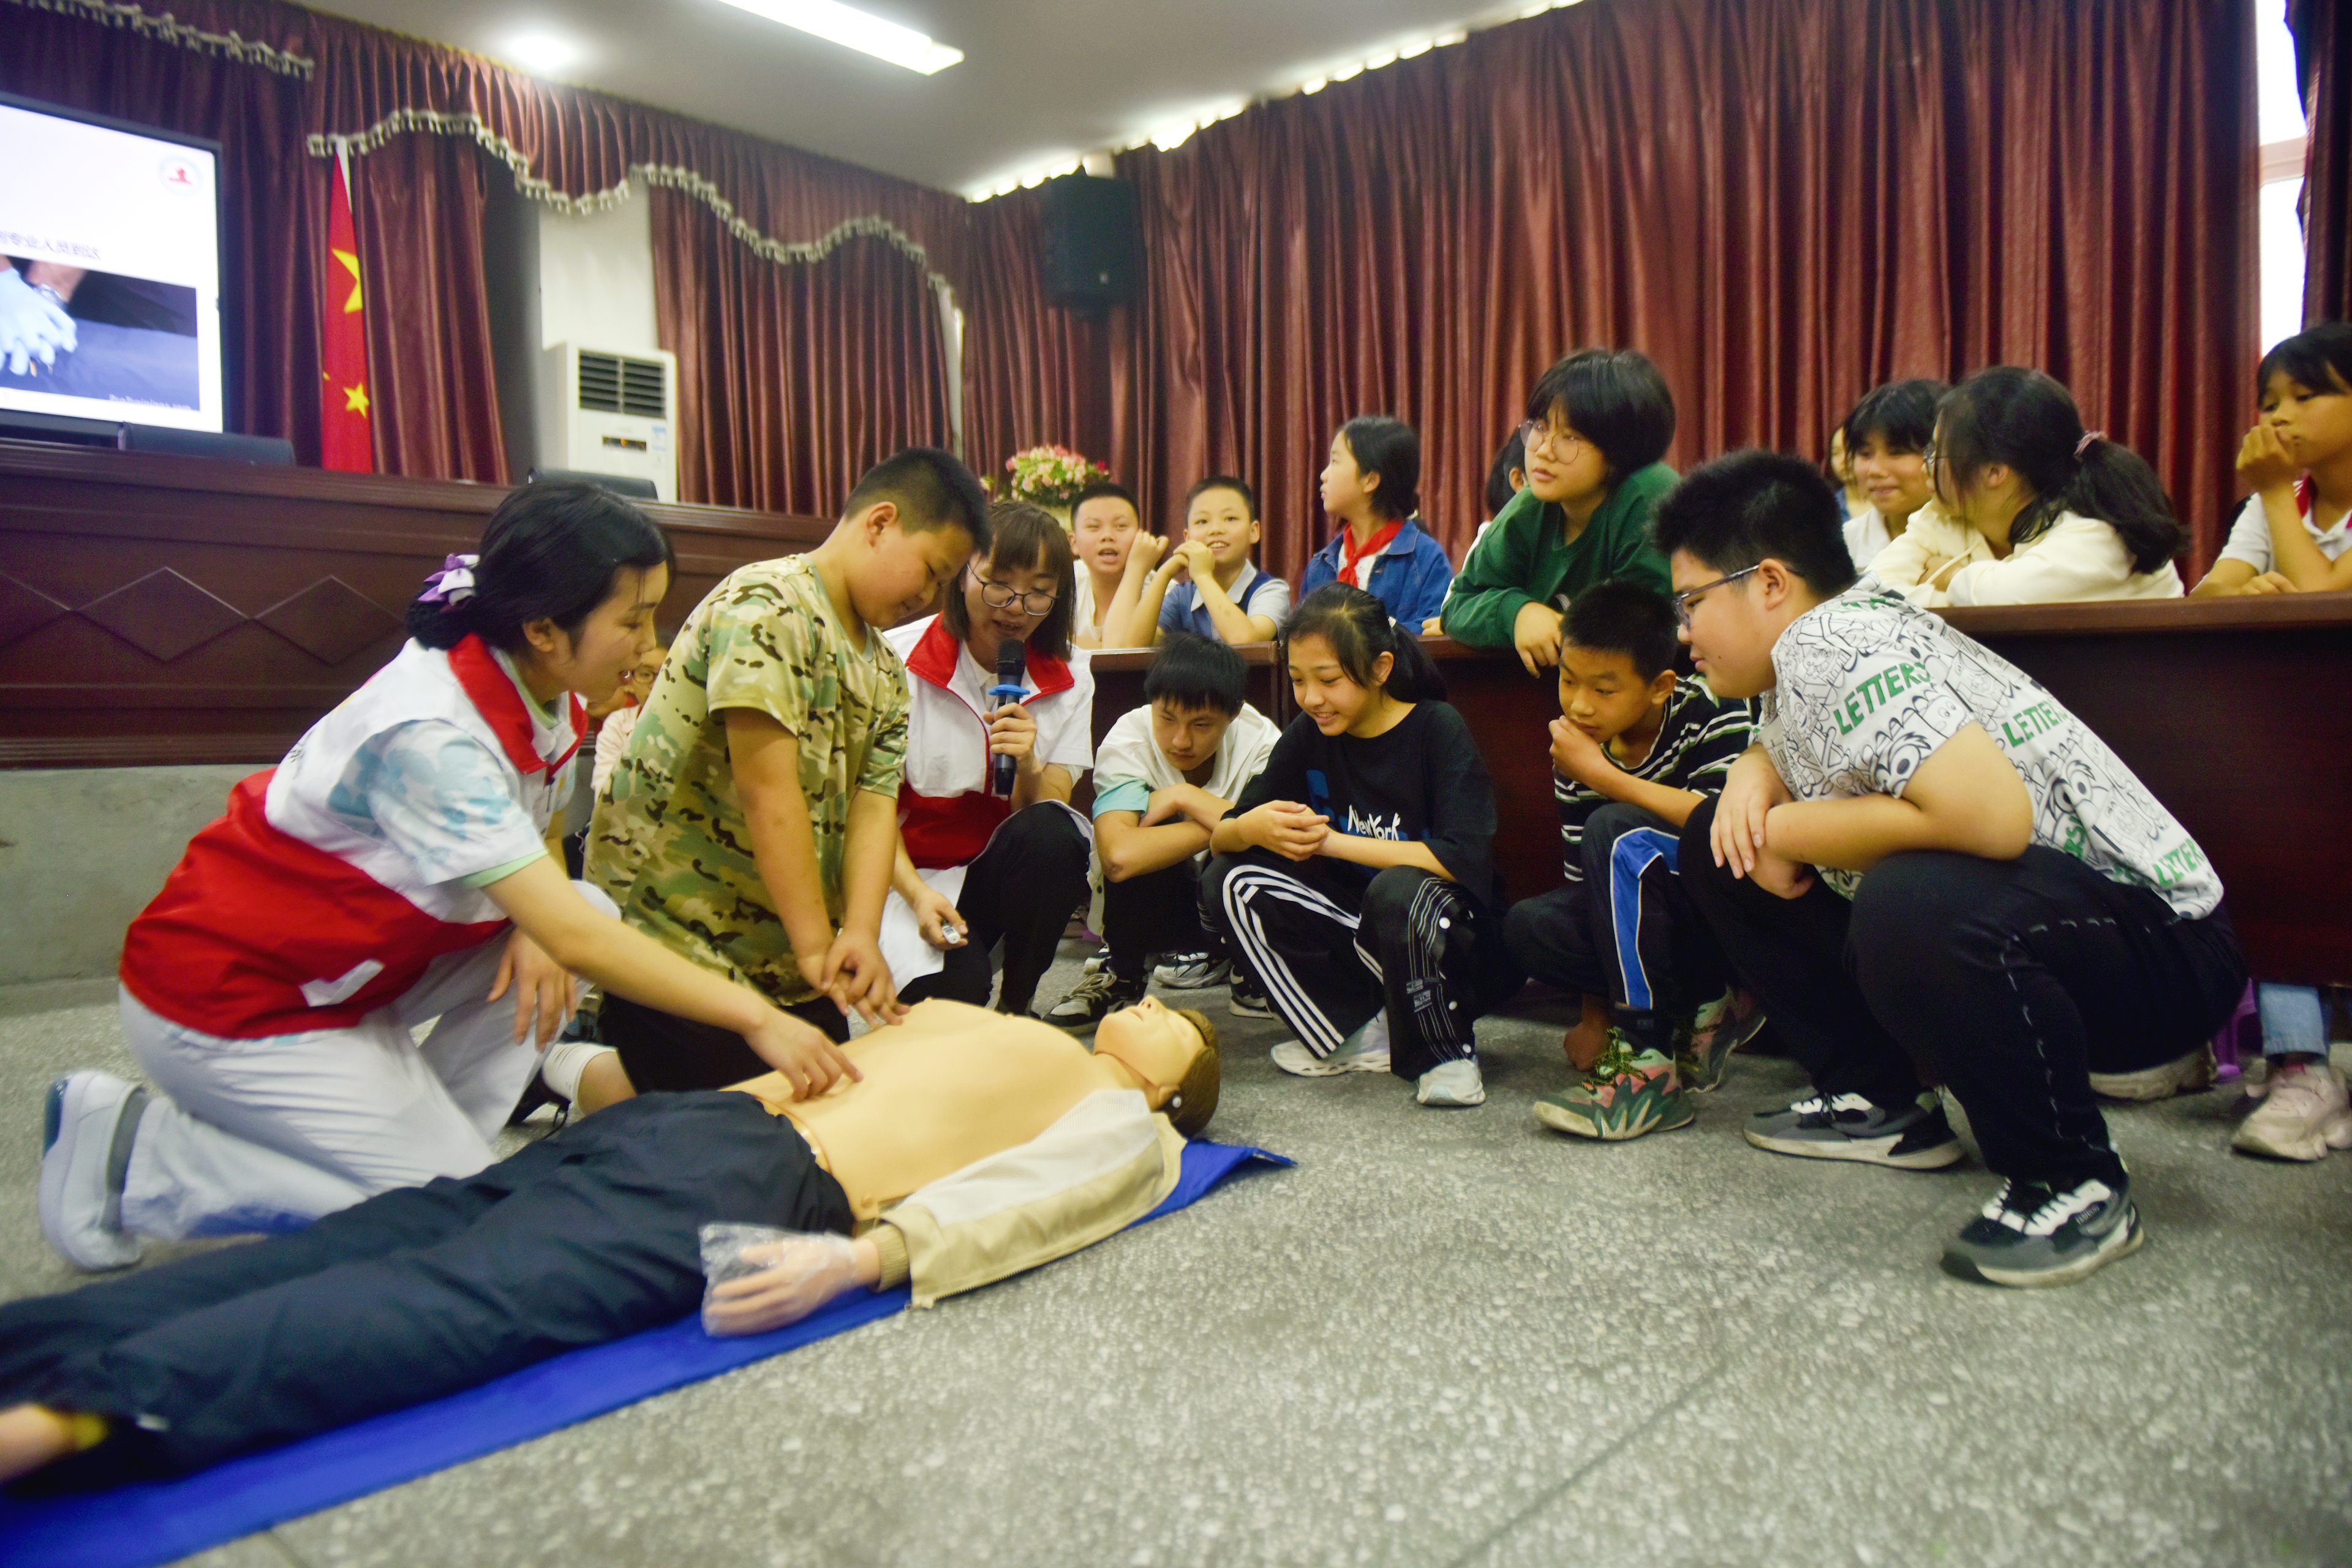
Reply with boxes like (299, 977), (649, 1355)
(4, 961), (2348, 1568)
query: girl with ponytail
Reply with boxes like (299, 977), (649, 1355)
(46, 482), (862, 1272)
(1917, 367), (2187, 604)
(1204, 584), (1519, 1109)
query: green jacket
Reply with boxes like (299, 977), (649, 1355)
(1438, 462), (1677, 647)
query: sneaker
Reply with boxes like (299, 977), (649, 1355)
(39, 1071), (148, 1270)
(1676, 989), (1768, 1094)
(1942, 1175), (2143, 1287)
(1270, 1011), (1391, 1077)
(1152, 951), (1232, 990)
(1080, 945), (1114, 976)
(1417, 1058), (1486, 1107)
(2089, 1044), (2217, 1102)
(1746, 1090), (1965, 1169)
(1227, 972), (1275, 1019)
(2231, 1060), (2352, 1162)
(1044, 965), (1149, 1030)
(1534, 1035), (1693, 1140)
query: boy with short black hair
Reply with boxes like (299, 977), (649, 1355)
(1501, 581), (1758, 1141)
(1044, 634), (1280, 1027)
(1108, 476), (1291, 647)
(1656, 449), (2245, 1287)
(588, 448), (992, 1094)
(1441, 349), (1678, 673)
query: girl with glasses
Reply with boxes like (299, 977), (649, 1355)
(880, 502), (1096, 1019)
(1439, 349), (1678, 674)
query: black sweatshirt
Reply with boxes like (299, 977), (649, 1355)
(1227, 702), (1504, 911)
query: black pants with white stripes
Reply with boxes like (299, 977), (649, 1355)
(1202, 850), (1521, 1081)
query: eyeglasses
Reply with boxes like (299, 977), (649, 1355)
(1517, 420), (1584, 459)
(973, 572), (1058, 617)
(1920, 442), (1940, 475)
(1671, 564), (1763, 627)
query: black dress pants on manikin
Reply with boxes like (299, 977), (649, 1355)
(0, 1093), (850, 1483)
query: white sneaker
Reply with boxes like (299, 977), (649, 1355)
(2231, 1060), (2352, 1162)
(1270, 1014), (1393, 1078)
(1415, 1059), (1485, 1107)
(40, 1071), (147, 1270)
(2089, 1044), (2216, 1102)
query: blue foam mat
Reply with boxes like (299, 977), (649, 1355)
(0, 1139), (1288, 1568)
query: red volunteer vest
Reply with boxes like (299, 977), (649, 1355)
(893, 616), (1077, 870)
(120, 636), (584, 1039)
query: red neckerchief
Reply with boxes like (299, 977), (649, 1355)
(446, 634), (586, 781)
(2297, 477), (2315, 520)
(901, 614), (1076, 703)
(1338, 519), (1404, 586)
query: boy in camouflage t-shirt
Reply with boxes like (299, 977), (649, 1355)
(587, 450), (988, 1093)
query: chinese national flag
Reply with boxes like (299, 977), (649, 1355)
(320, 149), (374, 472)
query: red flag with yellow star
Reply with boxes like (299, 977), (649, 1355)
(320, 148), (374, 472)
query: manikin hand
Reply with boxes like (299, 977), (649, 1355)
(1711, 749), (1792, 879)
(0, 266), (77, 376)
(1246, 801), (1330, 861)
(702, 1233), (864, 1337)
(2237, 423), (2302, 497)
(1547, 717), (1615, 790)
(489, 928), (575, 1045)
(1512, 600), (1565, 676)
(910, 881), (968, 950)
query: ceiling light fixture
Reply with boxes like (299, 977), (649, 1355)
(503, 30), (582, 75)
(710, 0), (963, 75)
(1298, 75), (1329, 94)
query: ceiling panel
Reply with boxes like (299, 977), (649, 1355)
(305, 0), (1536, 194)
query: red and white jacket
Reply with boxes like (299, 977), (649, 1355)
(882, 614), (1094, 869)
(120, 635), (584, 1039)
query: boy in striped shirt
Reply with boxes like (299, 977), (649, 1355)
(1501, 581), (1760, 1140)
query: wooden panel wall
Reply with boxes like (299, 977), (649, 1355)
(0, 442), (828, 767)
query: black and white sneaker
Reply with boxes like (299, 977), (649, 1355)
(1942, 1175), (2143, 1287)
(1745, 1090), (1964, 1169)
(1226, 971), (1275, 1020)
(1080, 945), (1114, 976)
(1152, 951), (1232, 990)
(1044, 965), (1148, 1030)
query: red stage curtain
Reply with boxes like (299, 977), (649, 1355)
(960, 191), (1118, 502)
(348, 134), (506, 481)
(2293, 0), (2351, 324)
(967, 0), (2258, 578)
(652, 191), (951, 514)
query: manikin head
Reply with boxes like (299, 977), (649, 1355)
(1093, 997), (1222, 1136)
(1648, 450), (1856, 700)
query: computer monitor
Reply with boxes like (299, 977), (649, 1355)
(0, 91), (225, 434)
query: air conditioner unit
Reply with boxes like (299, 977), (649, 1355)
(539, 344), (677, 502)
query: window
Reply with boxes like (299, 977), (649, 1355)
(2257, 13), (2309, 355)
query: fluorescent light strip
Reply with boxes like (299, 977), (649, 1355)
(712, 0), (963, 74)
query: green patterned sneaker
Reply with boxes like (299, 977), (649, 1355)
(1675, 988), (1766, 1093)
(1533, 1035), (1694, 1141)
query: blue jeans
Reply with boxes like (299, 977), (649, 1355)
(2259, 983), (2331, 1058)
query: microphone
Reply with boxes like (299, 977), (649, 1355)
(989, 638), (1028, 798)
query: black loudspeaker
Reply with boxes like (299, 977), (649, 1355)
(1041, 175), (1139, 312)
(525, 466), (660, 499)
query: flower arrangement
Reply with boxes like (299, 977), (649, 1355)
(1004, 444), (1110, 508)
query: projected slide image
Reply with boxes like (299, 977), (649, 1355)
(0, 253), (200, 409)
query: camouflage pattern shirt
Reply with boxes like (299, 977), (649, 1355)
(587, 555), (909, 1005)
